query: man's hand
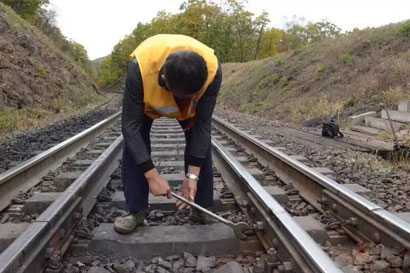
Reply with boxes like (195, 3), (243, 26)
(145, 168), (171, 198)
(176, 177), (197, 209)
(183, 117), (195, 132)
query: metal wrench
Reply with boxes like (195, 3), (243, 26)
(171, 192), (251, 239)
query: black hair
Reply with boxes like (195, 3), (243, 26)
(163, 50), (208, 96)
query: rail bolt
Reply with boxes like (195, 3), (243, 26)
(283, 262), (293, 273)
(253, 257), (265, 273)
(267, 248), (279, 263)
(320, 195), (328, 205)
(345, 217), (358, 227)
(272, 238), (279, 248)
(373, 232), (381, 244)
(331, 203), (338, 212)
(255, 221), (264, 230)
(47, 252), (62, 270)
(239, 199), (249, 208)
(59, 228), (66, 239)
(278, 262), (293, 273)
(63, 264), (78, 273)
(73, 212), (82, 220)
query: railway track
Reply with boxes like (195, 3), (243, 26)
(0, 113), (409, 273)
(0, 112), (122, 273)
(212, 115), (410, 273)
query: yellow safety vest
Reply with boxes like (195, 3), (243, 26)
(130, 34), (218, 120)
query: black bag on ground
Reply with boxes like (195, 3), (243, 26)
(322, 119), (344, 138)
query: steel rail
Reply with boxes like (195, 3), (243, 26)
(212, 116), (410, 250)
(212, 136), (343, 273)
(0, 136), (123, 273)
(0, 111), (121, 212)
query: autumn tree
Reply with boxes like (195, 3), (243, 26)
(1, 0), (49, 19)
(254, 11), (270, 60)
(224, 0), (255, 62)
(306, 21), (341, 42)
(72, 42), (89, 67)
(281, 17), (341, 50)
(257, 28), (284, 58)
(97, 0), (342, 86)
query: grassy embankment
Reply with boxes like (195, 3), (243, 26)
(219, 21), (410, 125)
(0, 3), (113, 139)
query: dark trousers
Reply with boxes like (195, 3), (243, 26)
(122, 116), (214, 211)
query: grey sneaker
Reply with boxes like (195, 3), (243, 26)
(114, 211), (145, 234)
(189, 208), (218, 224)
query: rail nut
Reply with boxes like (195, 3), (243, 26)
(265, 248), (280, 272)
(267, 248), (279, 263)
(46, 252), (62, 271)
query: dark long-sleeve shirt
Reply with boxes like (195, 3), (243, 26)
(122, 60), (222, 173)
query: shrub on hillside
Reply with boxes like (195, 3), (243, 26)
(398, 22), (410, 36)
(340, 53), (355, 65)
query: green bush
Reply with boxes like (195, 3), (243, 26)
(343, 96), (356, 108)
(398, 22), (410, 36)
(0, 114), (13, 131)
(37, 69), (47, 78)
(340, 53), (355, 65)
(316, 64), (325, 73)
(256, 74), (280, 89)
(280, 76), (288, 87)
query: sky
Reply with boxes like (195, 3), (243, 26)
(48, 0), (410, 60)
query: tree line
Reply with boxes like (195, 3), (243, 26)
(1, 0), (96, 78)
(98, 0), (342, 87)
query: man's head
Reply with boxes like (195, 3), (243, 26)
(163, 50), (208, 99)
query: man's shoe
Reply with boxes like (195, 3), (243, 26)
(189, 208), (218, 225)
(114, 211), (145, 234)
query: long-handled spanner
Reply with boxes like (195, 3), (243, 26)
(171, 192), (252, 239)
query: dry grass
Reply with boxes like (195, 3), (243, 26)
(0, 93), (114, 139)
(221, 61), (263, 88)
(352, 154), (395, 174)
(288, 98), (344, 123)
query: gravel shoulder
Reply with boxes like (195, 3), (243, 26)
(215, 106), (410, 213)
(0, 96), (122, 173)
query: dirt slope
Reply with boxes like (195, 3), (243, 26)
(0, 3), (102, 112)
(0, 4), (110, 136)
